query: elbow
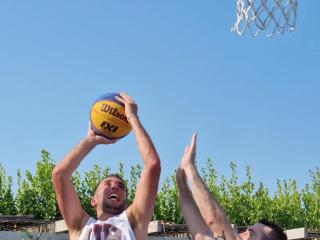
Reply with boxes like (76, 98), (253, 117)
(205, 214), (226, 230)
(148, 156), (161, 176)
(205, 218), (215, 230)
(51, 166), (68, 186)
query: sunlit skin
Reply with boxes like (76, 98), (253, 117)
(176, 134), (280, 240)
(52, 92), (161, 240)
(91, 176), (127, 218)
(239, 224), (273, 240)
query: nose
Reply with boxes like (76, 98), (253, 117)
(111, 183), (119, 190)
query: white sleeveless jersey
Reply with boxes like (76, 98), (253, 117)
(78, 211), (136, 240)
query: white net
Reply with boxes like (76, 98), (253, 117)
(231, 0), (298, 37)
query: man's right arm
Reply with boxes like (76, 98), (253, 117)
(52, 129), (114, 234)
(185, 164), (238, 240)
(176, 168), (215, 240)
(181, 134), (239, 240)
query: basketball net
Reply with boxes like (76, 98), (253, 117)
(231, 0), (298, 37)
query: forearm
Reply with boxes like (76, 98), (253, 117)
(51, 137), (96, 233)
(53, 137), (96, 178)
(180, 194), (215, 240)
(126, 115), (161, 228)
(176, 171), (214, 240)
(129, 116), (160, 167)
(185, 165), (231, 236)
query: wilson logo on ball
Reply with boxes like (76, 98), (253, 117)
(90, 93), (132, 140)
(100, 104), (129, 123)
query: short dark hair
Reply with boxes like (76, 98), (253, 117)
(259, 219), (287, 240)
(93, 173), (128, 196)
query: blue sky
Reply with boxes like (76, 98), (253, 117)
(0, 1), (319, 194)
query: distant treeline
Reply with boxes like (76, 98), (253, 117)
(0, 150), (319, 229)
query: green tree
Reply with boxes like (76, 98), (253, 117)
(0, 164), (16, 215)
(1, 148), (320, 230)
(153, 173), (182, 223)
(272, 179), (304, 229)
(238, 166), (255, 226)
(224, 162), (243, 225)
(127, 164), (141, 206)
(202, 158), (220, 202)
(251, 182), (272, 222)
(301, 168), (320, 229)
(15, 150), (56, 219)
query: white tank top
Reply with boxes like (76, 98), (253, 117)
(78, 211), (136, 240)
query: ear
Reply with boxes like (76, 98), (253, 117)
(91, 196), (97, 207)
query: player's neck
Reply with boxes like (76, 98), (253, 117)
(96, 210), (123, 221)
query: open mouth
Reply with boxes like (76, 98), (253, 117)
(108, 193), (119, 201)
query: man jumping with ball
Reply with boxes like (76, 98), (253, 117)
(52, 92), (161, 240)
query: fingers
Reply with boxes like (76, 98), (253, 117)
(87, 121), (95, 137)
(115, 95), (124, 104)
(190, 133), (197, 153)
(115, 92), (136, 104)
(181, 133), (198, 169)
(115, 92), (138, 120)
(191, 133), (197, 148)
(120, 92), (135, 103)
(97, 135), (118, 145)
(184, 146), (189, 154)
(184, 133), (197, 155)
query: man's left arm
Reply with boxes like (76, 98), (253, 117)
(116, 93), (161, 235)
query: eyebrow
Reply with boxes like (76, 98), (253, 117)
(105, 179), (125, 186)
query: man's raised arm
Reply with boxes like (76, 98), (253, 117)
(116, 93), (161, 238)
(176, 168), (215, 240)
(181, 134), (239, 240)
(51, 127), (115, 236)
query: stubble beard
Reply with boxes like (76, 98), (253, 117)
(102, 199), (127, 215)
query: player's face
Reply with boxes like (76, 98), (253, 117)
(239, 223), (272, 240)
(94, 176), (127, 214)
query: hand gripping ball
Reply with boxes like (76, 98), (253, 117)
(90, 93), (132, 139)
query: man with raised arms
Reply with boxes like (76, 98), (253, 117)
(52, 92), (161, 240)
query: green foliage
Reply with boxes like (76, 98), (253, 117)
(15, 150), (56, 219)
(0, 164), (16, 215)
(251, 182), (272, 222)
(3, 150), (320, 231)
(202, 158), (219, 201)
(127, 164), (141, 205)
(152, 158), (319, 230)
(153, 173), (182, 223)
(301, 168), (320, 229)
(272, 179), (304, 229)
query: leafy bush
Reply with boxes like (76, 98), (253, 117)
(1, 150), (319, 230)
(0, 164), (16, 215)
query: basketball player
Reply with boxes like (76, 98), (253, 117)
(176, 134), (287, 240)
(52, 92), (161, 240)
